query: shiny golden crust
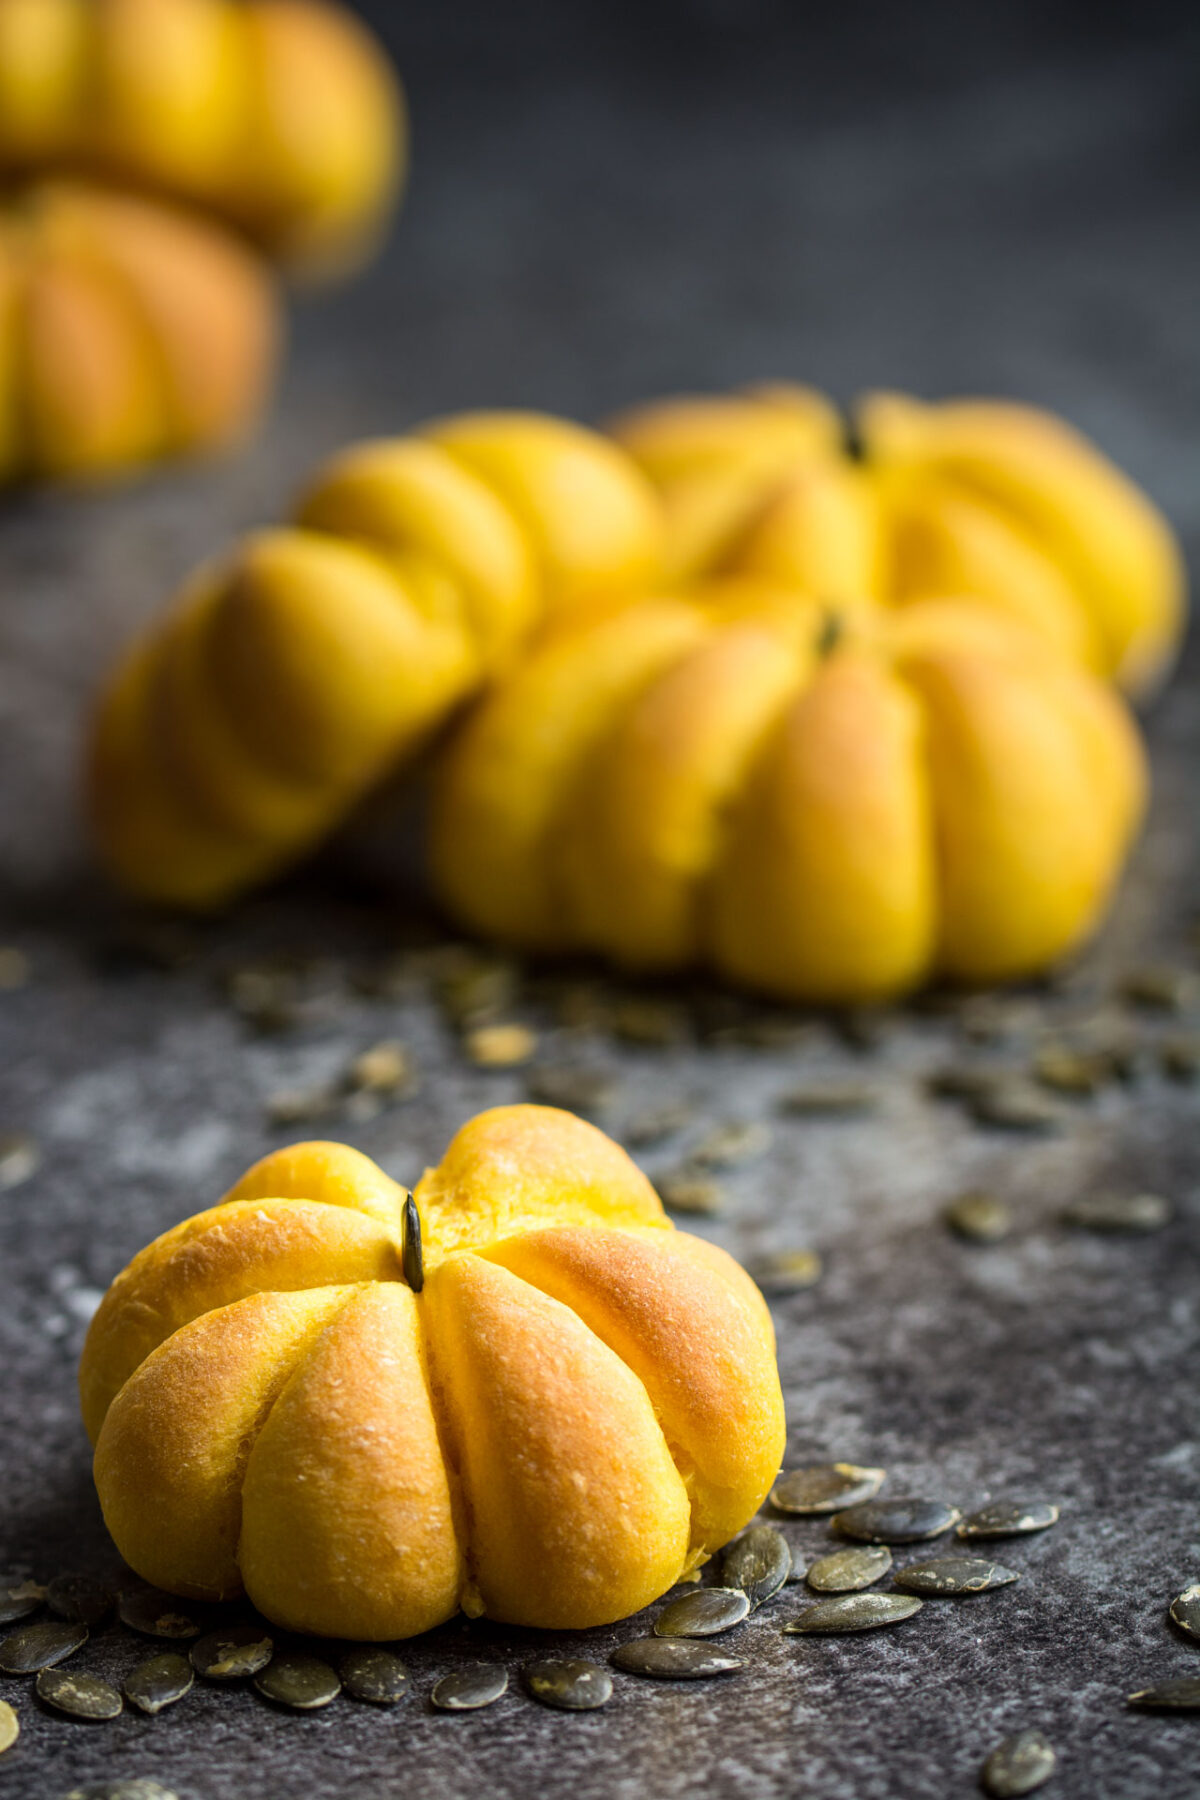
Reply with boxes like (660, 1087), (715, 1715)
(0, 0), (405, 276)
(431, 587), (1146, 1000)
(89, 412), (663, 908)
(81, 1106), (785, 1639)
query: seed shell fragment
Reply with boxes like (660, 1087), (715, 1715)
(893, 1556), (1019, 1595)
(0, 1618), (87, 1672)
(1169, 1585), (1200, 1640)
(611, 1638), (743, 1679)
(771, 1463), (886, 1515)
(255, 1654), (341, 1710)
(1128, 1676), (1200, 1710)
(189, 1625), (274, 1681)
(806, 1546), (893, 1593)
(36, 1667), (123, 1721)
(654, 1586), (750, 1638)
(524, 1658), (613, 1711)
(722, 1526), (792, 1608)
(0, 1699), (17, 1753)
(339, 1647), (409, 1705)
(833, 1497), (961, 1544)
(123, 1652), (194, 1715)
(957, 1501), (1060, 1541)
(784, 1593), (923, 1633)
(431, 1662), (508, 1711)
(117, 1590), (201, 1640)
(980, 1729), (1057, 1797)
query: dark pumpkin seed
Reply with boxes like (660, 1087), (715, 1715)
(806, 1546), (893, 1592)
(0, 1619), (87, 1672)
(971, 1082), (1066, 1134)
(524, 1658), (612, 1711)
(611, 1638), (743, 1679)
(123, 1652), (194, 1715)
(689, 1121), (771, 1169)
(255, 1653), (340, 1710)
(1061, 1193), (1171, 1233)
(778, 1083), (878, 1118)
(46, 1575), (112, 1629)
(0, 1133), (39, 1191)
(745, 1250), (822, 1296)
(62, 1781), (180, 1799)
(1161, 1037), (1200, 1082)
(783, 1593), (922, 1633)
(1032, 1046), (1108, 1097)
(0, 1578), (45, 1625)
(893, 1556), (1018, 1595)
(0, 1699), (17, 1753)
(957, 1501), (1060, 1540)
(654, 1171), (725, 1216)
(833, 1497), (961, 1544)
(438, 955), (519, 1027)
(771, 1464), (885, 1515)
(36, 1668), (122, 1721)
(430, 1662), (508, 1711)
(189, 1625), (273, 1681)
(612, 998), (688, 1047)
(944, 1192), (1014, 1243)
(339, 1647), (409, 1705)
(1119, 966), (1197, 1012)
(402, 1193), (424, 1293)
(927, 1066), (1008, 1102)
(526, 1066), (617, 1118)
(654, 1587), (749, 1638)
(1128, 1677), (1200, 1710)
(980, 1729), (1057, 1797)
(1169, 1585), (1200, 1640)
(116, 1589), (200, 1640)
(624, 1101), (693, 1147)
(721, 1525), (791, 1607)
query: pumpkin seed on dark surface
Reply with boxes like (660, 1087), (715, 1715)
(430, 1662), (508, 1711)
(36, 1668), (123, 1721)
(524, 1659), (613, 1711)
(1168, 1585), (1200, 1640)
(339, 1647), (409, 1705)
(654, 1587), (750, 1638)
(1032, 1046), (1109, 1097)
(1161, 1036), (1200, 1082)
(689, 1120), (771, 1169)
(806, 1546), (893, 1593)
(893, 1557), (1019, 1596)
(464, 1024), (538, 1068)
(265, 1085), (338, 1128)
(0, 1619), (87, 1672)
(46, 1575), (113, 1629)
(61, 1782), (179, 1800)
(783, 1593), (923, 1634)
(654, 1171), (725, 1216)
(926, 1066), (1008, 1103)
(970, 1082), (1066, 1134)
(957, 1501), (1060, 1540)
(0, 1132), (40, 1191)
(611, 1639), (743, 1679)
(721, 1525), (792, 1608)
(1061, 1193), (1172, 1233)
(744, 1250), (823, 1296)
(189, 1625), (274, 1681)
(833, 1498), (961, 1544)
(526, 1065), (617, 1118)
(123, 1652), (194, 1715)
(347, 1039), (417, 1095)
(944, 1192), (1014, 1244)
(611, 998), (688, 1047)
(624, 1101), (694, 1147)
(255, 1654), (341, 1710)
(116, 1590), (201, 1641)
(980, 1729), (1057, 1797)
(771, 1464), (886, 1515)
(0, 1578), (45, 1625)
(777, 1083), (878, 1118)
(438, 955), (519, 1027)
(1118, 966), (1197, 1012)
(1128, 1676), (1200, 1710)
(0, 1699), (17, 1753)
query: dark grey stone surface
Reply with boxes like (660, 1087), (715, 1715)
(0, 3), (1198, 1796)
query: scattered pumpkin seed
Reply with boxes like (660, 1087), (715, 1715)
(338, 1647), (409, 1705)
(1119, 966), (1197, 1013)
(1161, 1037), (1200, 1082)
(806, 1546), (893, 1593)
(770, 1464), (886, 1515)
(778, 1083), (878, 1118)
(611, 1639), (743, 1679)
(689, 1120), (771, 1169)
(189, 1625), (273, 1681)
(116, 1589), (201, 1640)
(265, 1085), (337, 1128)
(524, 1659), (612, 1711)
(957, 1501), (1060, 1540)
(0, 1699), (17, 1753)
(1127, 1676), (1200, 1710)
(526, 1065), (618, 1118)
(0, 948), (29, 990)
(0, 1579), (45, 1625)
(61, 1783), (179, 1800)
(1061, 1193), (1171, 1233)
(47, 1574), (113, 1628)
(783, 1593), (923, 1633)
(0, 1619), (87, 1672)
(255, 1653), (341, 1710)
(123, 1652), (194, 1715)
(430, 1662), (508, 1711)
(980, 1729), (1057, 1797)
(1031, 1046), (1108, 1097)
(926, 1066), (1007, 1102)
(36, 1668), (122, 1721)
(624, 1101), (693, 1147)
(402, 1193), (424, 1293)
(839, 1007), (890, 1052)
(438, 954), (518, 1027)
(721, 1525), (792, 1608)
(1169, 1585), (1200, 1640)
(553, 981), (612, 1033)
(944, 1192), (1013, 1244)
(348, 1040), (418, 1096)
(744, 1250), (822, 1296)
(735, 1015), (817, 1051)
(612, 998), (688, 1047)
(654, 1171), (725, 1216)
(833, 1498), (961, 1543)
(958, 995), (1033, 1045)
(970, 1081), (1066, 1134)
(0, 1133), (40, 1191)
(654, 1587), (749, 1638)
(893, 1556), (1019, 1595)
(464, 1024), (538, 1068)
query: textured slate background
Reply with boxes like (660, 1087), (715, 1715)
(0, 2), (1198, 1795)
